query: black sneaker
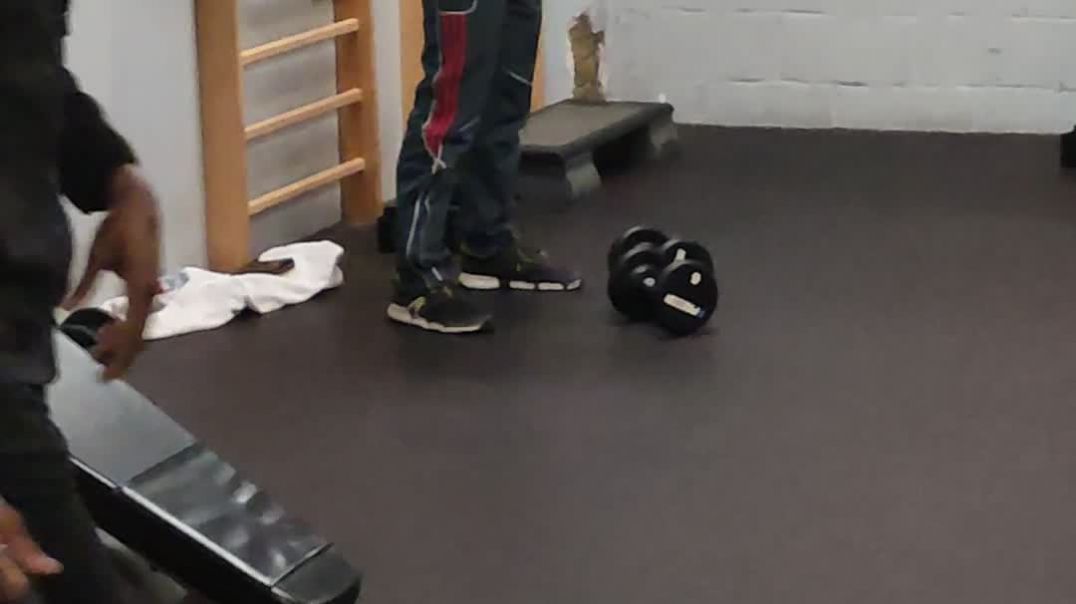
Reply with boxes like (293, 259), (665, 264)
(459, 243), (583, 292)
(386, 284), (492, 334)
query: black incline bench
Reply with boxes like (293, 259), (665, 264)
(48, 335), (361, 604)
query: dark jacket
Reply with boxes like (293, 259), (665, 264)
(0, 0), (136, 385)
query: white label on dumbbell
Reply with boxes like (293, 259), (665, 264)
(643, 276), (657, 288)
(690, 272), (702, 286)
(676, 249), (687, 262)
(663, 293), (702, 317)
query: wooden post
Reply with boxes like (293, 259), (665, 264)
(400, 0), (424, 122)
(194, 0), (250, 272)
(334, 0), (383, 224)
(532, 39), (546, 109)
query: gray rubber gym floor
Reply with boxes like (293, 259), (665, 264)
(131, 127), (1076, 604)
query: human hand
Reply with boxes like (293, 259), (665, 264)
(0, 502), (62, 602)
(66, 165), (161, 380)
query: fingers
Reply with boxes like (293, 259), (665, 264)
(5, 545), (62, 578)
(0, 553), (30, 602)
(74, 173), (161, 380)
(0, 506), (61, 577)
(96, 275), (154, 382)
(92, 324), (122, 381)
(101, 197), (158, 381)
(82, 250), (155, 381)
(101, 349), (134, 382)
(0, 550), (61, 603)
(0, 505), (61, 602)
(93, 323), (141, 382)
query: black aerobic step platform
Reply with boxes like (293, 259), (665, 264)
(520, 100), (678, 199)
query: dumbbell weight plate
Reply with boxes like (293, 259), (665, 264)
(659, 239), (714, 275)
(652, 260), (719, 336)
(608, 244), (663, 321)
(608, 226), (669, 271)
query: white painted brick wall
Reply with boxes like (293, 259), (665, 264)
(597, 1), (1076, 132)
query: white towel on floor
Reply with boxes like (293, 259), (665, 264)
(99, 241), (345, 340)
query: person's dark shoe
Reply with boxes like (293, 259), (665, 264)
(386, 283), (492, 334)
(459, 243), (583, 292)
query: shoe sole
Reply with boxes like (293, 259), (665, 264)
(386, 304), (490, 334)
(459, 273), (583, 292)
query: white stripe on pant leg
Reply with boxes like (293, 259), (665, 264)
(505, 68), (533, 87)
(441, 0), (479, 15)
(405, 191), (428, 261)
(432, 148), (447, 174)
(458, 116), (481, 134)
(424, 189), (434, 240)
(406, 190), (444, 285)
(422, 191), (446, 284)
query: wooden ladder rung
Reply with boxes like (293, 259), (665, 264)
(246, 88), (364, 141)
(248, 158), (366, 215)
(240, 19), (360, 66)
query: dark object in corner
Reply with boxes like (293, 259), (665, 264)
(377, 205), (397, 254)
(1062, 127), (1076, 169)
(238, 258), (295, 276)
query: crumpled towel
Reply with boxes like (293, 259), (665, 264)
(99, 241), (345, 340)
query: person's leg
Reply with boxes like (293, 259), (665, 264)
(0, 383), (127, 604)
(455, 0), (582, 292)
(392, 0), (508, 332)
(453, 0), (539, 257)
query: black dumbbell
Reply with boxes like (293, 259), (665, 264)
(608, 228), (715, 274)
(60, 308), (116, 351)
(607, 226), (670, 271)
(376, 205), (397, 254)
(1062, 126), (1076, 169)
(607, 240), (719, 336)
(658, 239), (714, 275)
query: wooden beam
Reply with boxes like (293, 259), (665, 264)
(195, 0), (249, 272)
(245, 88), (364, 141)
(334, 0), (383, 224)
(240, 19), (360, 67)
(400, 0), (424, 122)
(248, 158), (366, 216)
(532, 38), (546, 109)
